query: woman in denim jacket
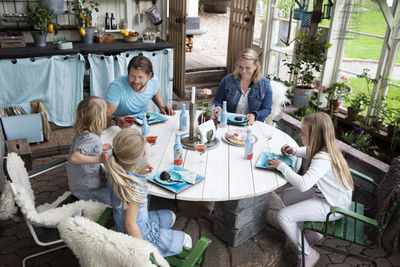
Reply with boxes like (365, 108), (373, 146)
(213, 48), (272, 125)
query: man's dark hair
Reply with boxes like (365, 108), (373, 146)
(127, 55), (153, 77)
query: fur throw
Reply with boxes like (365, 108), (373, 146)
(265, 80), (290, 125)
(0, 181), (18, 220)
(58, 216), (170, 267)
(7, 152), (107, 227)
(375, 158), (400, 253)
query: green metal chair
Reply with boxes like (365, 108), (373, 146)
(97, 207), (212, 267)
(301, 168), (400, 266)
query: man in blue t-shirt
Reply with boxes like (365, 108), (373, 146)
(105, 55), (175, 128)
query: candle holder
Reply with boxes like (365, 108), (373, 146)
(181, 102), (199, 148)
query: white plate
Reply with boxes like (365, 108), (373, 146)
(222, 134), (258, 147)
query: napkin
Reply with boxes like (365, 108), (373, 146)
(171, 170), (197, 184)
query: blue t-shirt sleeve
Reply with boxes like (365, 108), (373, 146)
(148, 76), (160, 96)
(105, 80), (122, 107)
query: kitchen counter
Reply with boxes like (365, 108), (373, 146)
(0, 38), (175, 59)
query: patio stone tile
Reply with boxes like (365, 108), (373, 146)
(184, 218), (201, 245)
(172, 215), (189, 231)
(375, 257), (393, 267)
(322, 237), (350, 247)
(363, 247), (387, 258)
(387, 252), (400, 265)
(229, 239), (266, 266)
(344, 255), (374, 266)
(317, 254), (332, 266)
(328, 252), (347, 263)
(347, 241), (365, 254)
(327, 263), (352, 267)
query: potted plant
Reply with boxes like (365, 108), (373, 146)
(284, 30), (331, 108)
(71, 0), (99, 44)
(197, 88), (218, 127)
(26, 4), (56, 47)
(346, 91), (370, 121)
(325, 75), (351, 113)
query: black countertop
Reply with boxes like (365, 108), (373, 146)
(0, 39), (175, 59)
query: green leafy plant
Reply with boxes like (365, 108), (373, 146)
(26, 4), (55, 34)
(71, 0), (99, 28)
(341, 128), (378, 154)
(276, 0), (294, 19)
(325, 75), (351, 101)
(347, 91), (370, 114)
(283, 30), (331, 87)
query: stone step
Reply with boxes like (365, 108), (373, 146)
(185, 69), (226, 84)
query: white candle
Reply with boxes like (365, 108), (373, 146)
(191, 86), (196, 104)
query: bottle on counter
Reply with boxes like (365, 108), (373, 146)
(111, 13), (117, 30)
(244, 129), (254, 160)
(141, 116), (149, 136)
(173, 133), (183, 166)
(220, 101), (228, 128)
(179, 103), (187, 132)
(105, 12), (110, 30)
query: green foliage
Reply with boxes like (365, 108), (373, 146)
(325, 76), (351, 101)
(276, 0), (294, 19)
(26, 4), (55, 34)
(341, 130), (378, 153)
(72, 0), (99, 28)
(347, 91), (370, 113)
(283, 30), (331, 87)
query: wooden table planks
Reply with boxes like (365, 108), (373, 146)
(101, 111), (301, 202)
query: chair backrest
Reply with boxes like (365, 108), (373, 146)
(265, 80), (289, 125)
(58, 216), (170, 267)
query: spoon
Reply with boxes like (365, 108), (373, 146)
(160, 171), (184, 183)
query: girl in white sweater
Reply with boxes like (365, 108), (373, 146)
(268, 112), (353, 267)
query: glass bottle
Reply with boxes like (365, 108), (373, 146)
(244, 129), (254, 160)
(179, 104), (187, 131)
(105, 12), (110, 30)
(173, 134), (183, 166)
(141, 116), (149, 136)
(110, 13), (116, 30)
(220, 101), (228, 128)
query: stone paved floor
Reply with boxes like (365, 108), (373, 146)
(1, 153), (400, 266)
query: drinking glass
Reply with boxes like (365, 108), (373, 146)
(261, 127), (274, 152)
(194, 142), (207, 164)
(146, 135), (158, 157)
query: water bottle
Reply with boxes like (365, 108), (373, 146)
(141, 115), (149, 136)
(220, 101), (228, 128)
(179, 104), (187, 131)
(244, 129), (254, 160)
(173, 134), (183, 166)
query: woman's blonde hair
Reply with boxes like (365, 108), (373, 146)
(302, 112), (353, 190)
(74, 96), (107, 136)
(233, 48), (262, 82)
(106, 128), (148, 207)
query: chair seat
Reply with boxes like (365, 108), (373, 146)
(303, 202), (365, 246)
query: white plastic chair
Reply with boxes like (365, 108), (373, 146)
(4, 152), (108, 267)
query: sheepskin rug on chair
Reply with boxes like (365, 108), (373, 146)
(58, 216), (170, 267)
(265, 80), (290, 125)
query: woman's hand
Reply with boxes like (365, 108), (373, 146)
(281, 144), (294, 155)
(214, 106), (222, 117)
(100, 152), (109, 164)
(102, 143), (112, 151)
(267, 158), (282, 169)
(246, 113), (256, 126)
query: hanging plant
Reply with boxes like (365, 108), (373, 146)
(26, 4), (56, 35)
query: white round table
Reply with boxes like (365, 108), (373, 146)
(101, 111), (301, 201)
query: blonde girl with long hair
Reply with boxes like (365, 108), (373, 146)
(66, 96), (112, 205)
(213, 48), (273, 126)
(268, 112), (353, 267)
(106, 128), (192, 257)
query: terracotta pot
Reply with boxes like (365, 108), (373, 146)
(329, 100), (341, 113)
(347, 106), (358, 121)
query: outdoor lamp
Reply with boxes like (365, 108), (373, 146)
(323, 0), (333, 19)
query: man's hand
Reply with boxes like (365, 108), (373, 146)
(160, 106), (175, 116)
(115, 116), (132, 129)
(246, 113), (256, 126)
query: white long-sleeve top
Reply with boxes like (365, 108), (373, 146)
(277, 147), (352, 209)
